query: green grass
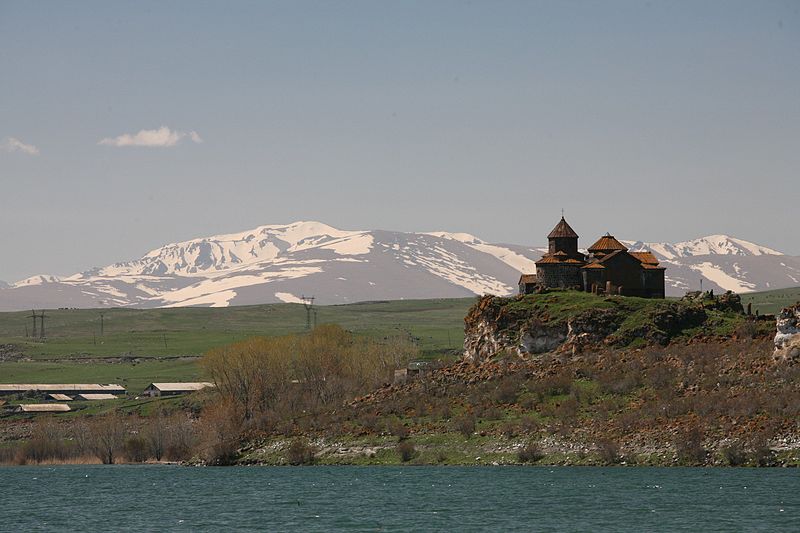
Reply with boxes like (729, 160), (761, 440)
(0, 358), (203, 395)
(741, 286), (800, 315)
(0, 298), (473, 396)
(0, 298), (474, 359)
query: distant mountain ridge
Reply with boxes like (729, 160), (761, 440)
(1, 221), (798, 311)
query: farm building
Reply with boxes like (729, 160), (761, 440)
(75, 393), (118, 401)
(47, 394), (73, 401)
(14, 404), (71, 413)
(521, 216), (665, 299)
(142, 382), (215, 397)
(0, 384), (126, 397)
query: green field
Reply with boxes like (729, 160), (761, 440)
(0, 299), (474, 394)
(741, 287), (800, 315)
(0, 298), (474, 359)
(0, 287), (796, 396)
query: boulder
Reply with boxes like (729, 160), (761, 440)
(774, 304), (800, 363)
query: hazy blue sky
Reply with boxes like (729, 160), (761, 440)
(1, 1), (798, 281)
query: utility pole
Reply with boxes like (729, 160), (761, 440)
(28, 310), (38, 339)
(100, 313), (104, 336)
(301, 295), (315, 331)
(39, 310), (47, 339)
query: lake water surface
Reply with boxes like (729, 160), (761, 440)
(1, 465), (797, 531)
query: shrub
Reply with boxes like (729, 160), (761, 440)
(494, 375), (523, 404)
(751, 440), (776, 467)
(123, 436), (149, 463)
(721, 441), (747, 466)
(596, 438), (621, 465)
(735, 319), (759, 340)
(20, 418), (76, 464)
(197, 401), (242, 466)
(515, 415), (536, 431)
(397, 440), (416, 462)
(517, 442), (544, 463)
(499, 421), (518, 438)
(453, 414), (476, 439)
(286, 438), (316, 465)
(387, 418), (409, 440)
(357, 412), (381, 433)
(675, 426), (707, 465)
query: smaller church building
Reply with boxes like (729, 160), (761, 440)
(520, 217), (665, 298)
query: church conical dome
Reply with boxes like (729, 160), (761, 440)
(547, 217), (579, 239)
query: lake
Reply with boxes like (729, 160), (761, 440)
(1, 465), (797, 531)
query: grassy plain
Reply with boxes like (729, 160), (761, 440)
(741, 286), (800, 315)
(0, 299), (473, 394)
(0, 298), (473, 359)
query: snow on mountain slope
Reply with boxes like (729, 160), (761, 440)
(625, 235), (783, 260)
(424, 232), (541, 274)
(0, 223), (796, 311)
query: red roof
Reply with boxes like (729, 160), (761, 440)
(535, 255), (564, 264)
(582, 262), (606, 269)
(630, 251), (659, 265)
(519, 274), (538, 283)
(588, 234), (628, 253)
(547, 217), (579, 239)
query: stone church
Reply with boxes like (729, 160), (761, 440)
(519, 216), (666, 298)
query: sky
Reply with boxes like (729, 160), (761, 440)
(1, 1), (798, 282)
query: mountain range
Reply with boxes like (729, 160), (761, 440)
(1, 221), (798, 311)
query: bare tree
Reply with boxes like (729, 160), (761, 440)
(89, 414), (126, 464)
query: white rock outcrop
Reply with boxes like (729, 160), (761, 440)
(774, 304), (800, 363)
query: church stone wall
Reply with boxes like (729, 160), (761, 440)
(537, 264), (582, 289)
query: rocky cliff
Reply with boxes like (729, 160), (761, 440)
(463, 290), (756, 363)
(774, 304), (800, 363)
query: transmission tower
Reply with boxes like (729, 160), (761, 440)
(39, 310), (47, 339)
(301, 295), (315, 331)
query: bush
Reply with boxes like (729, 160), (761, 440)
(357, 412), (381, 433)
(397, 440), (416, 462)
(519, 415), (540, 435)
(387, 418), (409, 440)
(735, 319), (759, 339)
(286, 438), (316, 465)
(124, 436), (149, 463)
(721, 441), (747, 466)
(202, 325), (418, 420)
(19, 418), (76, 464)
(453, 414), (476, 439)
(197, 401), (242, 466)
(517, 442), (544, 463)
(596, 438), (621, 465)
(675, 426), (707, 465)
(494, 375), (523, 404)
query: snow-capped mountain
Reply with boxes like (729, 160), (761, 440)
(0, 222), (797, 311)
(624, 235), (783, 260)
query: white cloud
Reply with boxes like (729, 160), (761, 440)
(1, 137), (40, 155)
(99, 126), (203, 148)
